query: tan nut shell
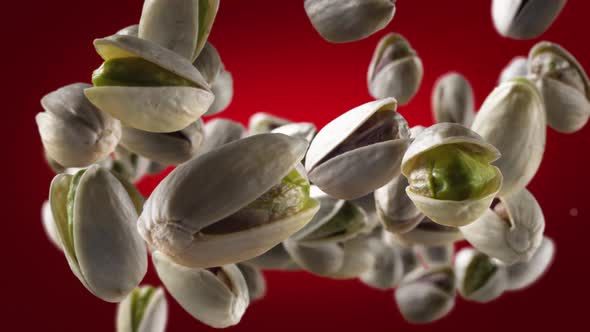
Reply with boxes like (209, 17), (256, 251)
(431, 72), (475, 126)
(454, 248), (508, 303)
(375, 175), (424, 234)
(492, 0), (567, 40)
(236, 263), (267, 302)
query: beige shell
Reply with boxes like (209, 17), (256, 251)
(112, 146), (152, 183)
(375, 175), (424, 234)
(460, 188), (545, 265)
(193, 42), (222, 85)
(116, 286), (168, 332)
(505, 236), (554, 291)
(384, 217), (463, 246)
(359, 237), (404, 289)
(198, 118), (246, 155)
(402, 123), (503, 227)
(84, 34), (213, 133)
(431, 72), (475, 126)
(306, 98), (410, 200)
(454, 248), (508, 303)
(499, 56), (528, 83)
(248, 112), (292, 135)
(243, 243), (300, 271)
(492, 0), (567, 39)
(472, 78), (545, 197)
(41, 200), (62, 250)
(415, 244), (454, 267)
(236, 263), (267, 302)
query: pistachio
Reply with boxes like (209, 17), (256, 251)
(385, 217), (463, 246)
(375, 174), (424, 234)
(193, 42), (234, 115)
(116, 286), (168, 332)
(359, 237), (404, 289)
(472, 78), (545, 197)
(306, 98), (411, 200)
(248, 112), (292, 135)
(304, 0), (396, 43)
(415, 244), (454, 267)
(455, 248), (508, 303)
(198, 118), (247, 155)
(505, 236), (554, 291)
(492, 0), (567, 39)
(271, 122), (317, 144)
(368, 33), (423, 105)
(36, 83), (121, 168)
(41, 200), (62, 250)
(244, 243), (300, 271)
(49, 166), (147, 302)
(236, 263), (267, 302)
(431, 72), (475, 126)
(111, 146), (152, 184)
(499, 56), (528, 83)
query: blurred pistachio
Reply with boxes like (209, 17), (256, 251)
(49, 166), (147, 302)
(492, 0), (567, 39)
(499, 56), (528, 83)
(236, 263), (267, 302)
(395, 266), (456, 324)
(415, 244), (454, 267)
(506, 236), (554, 291)
(431, 72), (475, 126)
(42, 200), (62, 250)
(472, 78), (545, 197)
(193, 42), (234, 115)
(111, 146), (152, 183)
(304, 0), (395, 43)
(248, 112), (292, 135)
(529, 41), (590, 133)
(153, 251), (248, 328)
(351, 193), (380, 231)
(271, 122), (317, 143)
(244, 243), (300, 271)
(387, 217), (463, 246)
(306, 98), (411, 200)
(455, 248), (507, 303)
(375, 174), (424, 234)
(138, 134), (319, 268)
(199, 118), (247, 155)
(36, 83), (121, 168)
(368, 33), (423, 105)
(460, 189), (545, 265)
(360, 237), (404, 289)
(116, 286), (168, 332)
(402, 123), (503, 227)
(85, 34), (213, 133)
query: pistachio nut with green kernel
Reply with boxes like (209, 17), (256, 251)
(116, 286), (168, 332)
(455, 248), (508, 303)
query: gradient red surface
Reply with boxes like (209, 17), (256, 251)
(7, 0), (590, 331)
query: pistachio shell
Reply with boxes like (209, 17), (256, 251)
(138, 134), (319, 268)
(350, 193), (379, 230)
(198, 118), (246, 155)
(111, 146), (152, 183)
(386, 217), (463, 246)
(431, 72), (475, 126)
(304, 0), (395, 43)
(153, 251), (248, 328)
(499, 56), (528, 83)
(330, 235), (374, 279)
(42, 200), (62, 250)
(116, 286), (168, 332)
(248, 113), (292, 135)
(375, 175), (424, 233)
(460, 189), (545, 264)
(193, 42), (222, 85)
(454, 248), (507, 303)
(492, 0), (567, 39)
(236, 263), (267, 301)
(271, 122), (317, 143)
(505, 236), (554, 291)
(283, 239), (344, 276)
(472, 78), (545, 197)
(206, 68), (234, 115)
(359, 237), (404, 289)
(415, 244), (454, 267)
(244, 243), (300, 271)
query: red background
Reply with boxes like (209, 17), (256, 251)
(6, 0), (590, 331)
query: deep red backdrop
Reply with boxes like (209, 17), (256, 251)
(6, 1), (590, 331)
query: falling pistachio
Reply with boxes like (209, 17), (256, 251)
(236, 263), (267, 302)
(199, 118), (247, 155)
(492, 0), (567, 39)
(499, 56), (528, 83)
(248, 112), (292, 135)
(415, 244), (454, 267)
(385, 217), (463, 246)
(271, 122), (317, 144)
(455, 248), (507, 303)
(116, 286), (168, 332)
(375, 174), (424, 234)
(193, 42), (234, 115)
(505, 236), (555, 291)
(41, 200), (62, 250)
(359, 237), (404, 289)
(431, 72), (475, 126)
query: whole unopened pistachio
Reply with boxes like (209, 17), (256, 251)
(243, 243), (300, 271)
(529, 41), (590, 133)
(431, 72), (475, 126)
(388, 217), (463, 246)
(368, 33), (423, 105)
(360, 237), (403, 289)
(375, 174), (424, 234)
(499, 56), (528, 83)
(116, 286), (168, 332)
(248, 112), (292, 135)
(193, 42), (234, 115)
(492, 0), (567, 39)
(395, 266), (456, 324)
(472, 78), (545, 197)
(306, 98), (411, 200)
(36, 83), (121, 168)
(304, 0), (395, 43)
(153, 251), (248, 328)
(198, 118), (247, 155)
(42, 200), (62, 250)
(85, 34), (213, 133)
(402, 123), (503, 227)
(138, 134), (319, 268)
(506, 236), (554, 291)
(455, 248), (507, 303)
(460, 189), (545, 265)
(236, 263), (267, 302)
(415, 244), (454, 267)
(49, 165), (147, 302)
(271, 122), (317, 144)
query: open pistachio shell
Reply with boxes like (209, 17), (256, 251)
(42, 200), (62, 250)
(306, 98), (411, 200)
(415, 244), (454, 267)
(36, 83), (121, 168)
(153, 251), (248, 328)
(385, 217), (463, 246)
(529, 41), (590, 133)
(431, 72), (475, 126)
(395, 266), (456, 324)
(375, 175), (424, 234)
(116, 286), (168, 332)
(84, 34), (213, 133)
(198, 118), (246, 155)
(455, 248), (507, 303)
(271, 122), (317, 143)
(304, 0), (395, 43)
(243, 243), (300, 271)
(472, 78), (545, 197)
(248, 112), (292, 135)
(460, 189), (545, 265)
(236, 263), (267, 302)
(360, 237), (404, 289)
(138, 134), (319, 268)
(506, 236), (554, 291)
(49, 165), (147, 302)
(492, 0), (567, 39)
(402, 123), (503, 227)
(368, 33), (423, 105)
(120, 119), (205, 166)
(499, 56), (528, 83)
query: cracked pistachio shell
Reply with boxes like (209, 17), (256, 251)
(36, 83), (121, 168)
(360, 237), (404, 289)
(116, 286), (168, 332)
(506, 236), (554, 291)
(271, 122), (317, 143)
(49, 165), (147, 302)
(117, 25), (139, 37)
(120, 119), (205, 166)
(415, 244), (454, 267)
(84, 34), (213, 133)
(395, 266), (456, 324)
(368, 33), (423, 105)
(139, 0), (219, 61)
(244, 243), (300, 271)
(375, 175), (424, 234)
(248, 112), (292, 135)
(385, 217), (463, 246)
(492, 0), (567, 39)
(455, 248), (507, 303)
(198, 118), (246, 155)
(304, 0), (395, 43)
(138, 134), (319, 268)
(432, 72), (475, 126)
(42, 200), (62, 250)
(401, 123), (503, 227)
(193, 42), (234, 116)
(460, 189), (545, 265)
(306, 98), (411, 200)
(153, 252), (248, 328)
(529, 41), (590, 133)
(472, 78), (545, 197)
(236, 263), (267, 302)
(499, 56), (529, 83)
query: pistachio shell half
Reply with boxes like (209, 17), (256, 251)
(375, 175), (424, 234)
(455, 248), (508, 303)
(236, 263), (267, 302)
(42, 200), (62, 250)
(368, 33), (423, 105)
(248, 112), (292, 135)
(385, 217), (463, 246)
(359, 237), (404, 289)
(431, 72), (475, 126)
(198, 118), (247, 155)
(499, 56), (528, 83)
(492, 0), (567, 39)
(505, 236), (554, 291)
(116, 286), (168, 332)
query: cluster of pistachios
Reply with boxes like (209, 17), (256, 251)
(37, 0), (576, 329)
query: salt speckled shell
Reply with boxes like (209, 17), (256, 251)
(116, 286), (168, 332)
(505, 236), (554, 291)
(455, 248), (507, 303)
(492, 0), (567, 39)
(431, 72), (475, 126)
(499, 56), (528, 83)
(198, 118), (246, 155)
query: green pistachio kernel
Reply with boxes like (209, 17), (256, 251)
(463, 253), (497, 296)
(131, 287), (157, 332)
(409, 144), (497, 201)
(66, 169), (86, 261)
(92, 57), (197, 87)
(304, 202), (365, 241)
